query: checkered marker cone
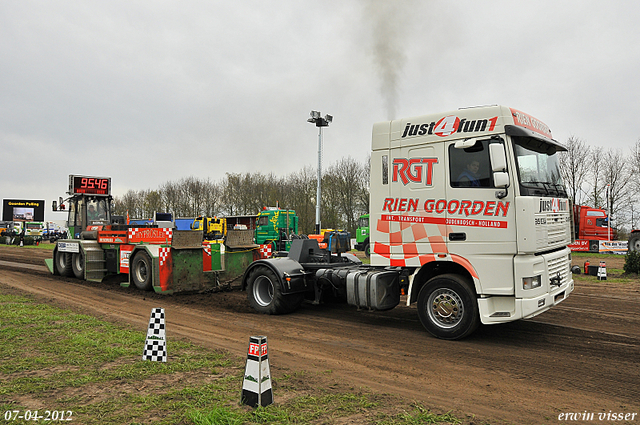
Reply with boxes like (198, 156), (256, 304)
(142, 308), (167, 362)
(241, 336), (273, 407)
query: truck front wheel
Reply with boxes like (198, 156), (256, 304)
(246, 266), (304, 314)
(71, 252), (84, 279)
(131, 252), (153, 291)
(55, 249), (72, 277)
(629, 234), (640, 252)
(416, 274), (479, 340)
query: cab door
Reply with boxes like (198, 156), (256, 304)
(446, 138), (517, 295)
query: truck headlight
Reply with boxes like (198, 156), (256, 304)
(523, 275), (542, 290)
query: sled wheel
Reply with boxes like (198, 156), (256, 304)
(131, 251), (153, 291)
(417, 274), (479, 340)
(246, 266), (304, 314)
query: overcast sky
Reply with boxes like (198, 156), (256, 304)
(2, 1), (640, 222)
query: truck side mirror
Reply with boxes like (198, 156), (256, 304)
(489, 143), (509, 198)
(493, 172), (509, 188)
(52, 201), (57, 211)
(489, 143), (507, 172)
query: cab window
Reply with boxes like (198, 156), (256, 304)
(449, 140), (493, 188)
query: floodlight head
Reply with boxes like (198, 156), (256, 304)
(310, 110), (321, 119)
(325, 114), (333, 123)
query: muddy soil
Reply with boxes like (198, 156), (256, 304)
(1, 245), (639, 425)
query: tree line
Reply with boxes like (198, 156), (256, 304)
(559, 138), (640, 234)
(113, 156), (370, 236)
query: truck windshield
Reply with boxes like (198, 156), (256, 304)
(513, 137), (567, 198)
(358, 216), (369, 228)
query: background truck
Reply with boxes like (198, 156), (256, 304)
(254, 207), (298, 252)
(46, 175), (254, 293)
(24, 221), (45, 238)
(353, 213), (370, 256)
(243, 105), (574, 340)
(569, 205), (617, 252)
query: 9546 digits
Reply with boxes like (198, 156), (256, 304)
(4, 410), (73, 421)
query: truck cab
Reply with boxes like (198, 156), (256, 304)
(354, 214), (370, 256)
(572, 205), (616, 252)
(255, 207), (298, 252)
(192, 216), (227, 242)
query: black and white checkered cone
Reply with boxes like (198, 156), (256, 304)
(241, 336), (273, 407)
(142, 308), (167, 362)
(598, 261), (607, 280)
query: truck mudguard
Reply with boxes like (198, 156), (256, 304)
(242, 257), (310, 295)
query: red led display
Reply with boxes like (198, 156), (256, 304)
(70, 176), (111, 195)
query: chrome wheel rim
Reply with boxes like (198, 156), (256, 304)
(428, 288), (464, 329)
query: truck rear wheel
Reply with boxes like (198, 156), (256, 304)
(55, 249), (73, 277)
(131, 252), (153, 291)
(416, 274), (479, 340)
(71, 252), (84, 279)
(246, 266), (304, 314)
(629, 235), (640, 252)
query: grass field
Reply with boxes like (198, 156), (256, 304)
(0, 292), (461, 425)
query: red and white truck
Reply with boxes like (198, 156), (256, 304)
(244, 105), (574, 339)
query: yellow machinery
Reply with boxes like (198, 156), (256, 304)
(192, 216), (227, 242)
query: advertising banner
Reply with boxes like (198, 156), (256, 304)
(599, 240), (628, 255)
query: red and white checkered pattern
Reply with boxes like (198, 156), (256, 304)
(259, 244), (272, 259)
(159, 247), (171, 266)
(373, 214), (478, 279)
(203, 244), (211, 256)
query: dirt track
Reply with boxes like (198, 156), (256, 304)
(1, 245), (639, 425)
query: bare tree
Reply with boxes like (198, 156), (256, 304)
(142, 190), (163, 218)
(558, 136), (591, 205)
(632, 139), (640, 196)
(600, 148), (632, 228)
(114, 189), (143, 218)
(322, 156), (369, 235)
(284, 166), (316, 234)
(587, 146), (605, 208)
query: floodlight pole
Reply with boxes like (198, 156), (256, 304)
(307, 111), (332, 235)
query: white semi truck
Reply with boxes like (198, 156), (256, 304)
(243, 105), (573, 339)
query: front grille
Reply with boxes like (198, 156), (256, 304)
(547, 254), (570, 286)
